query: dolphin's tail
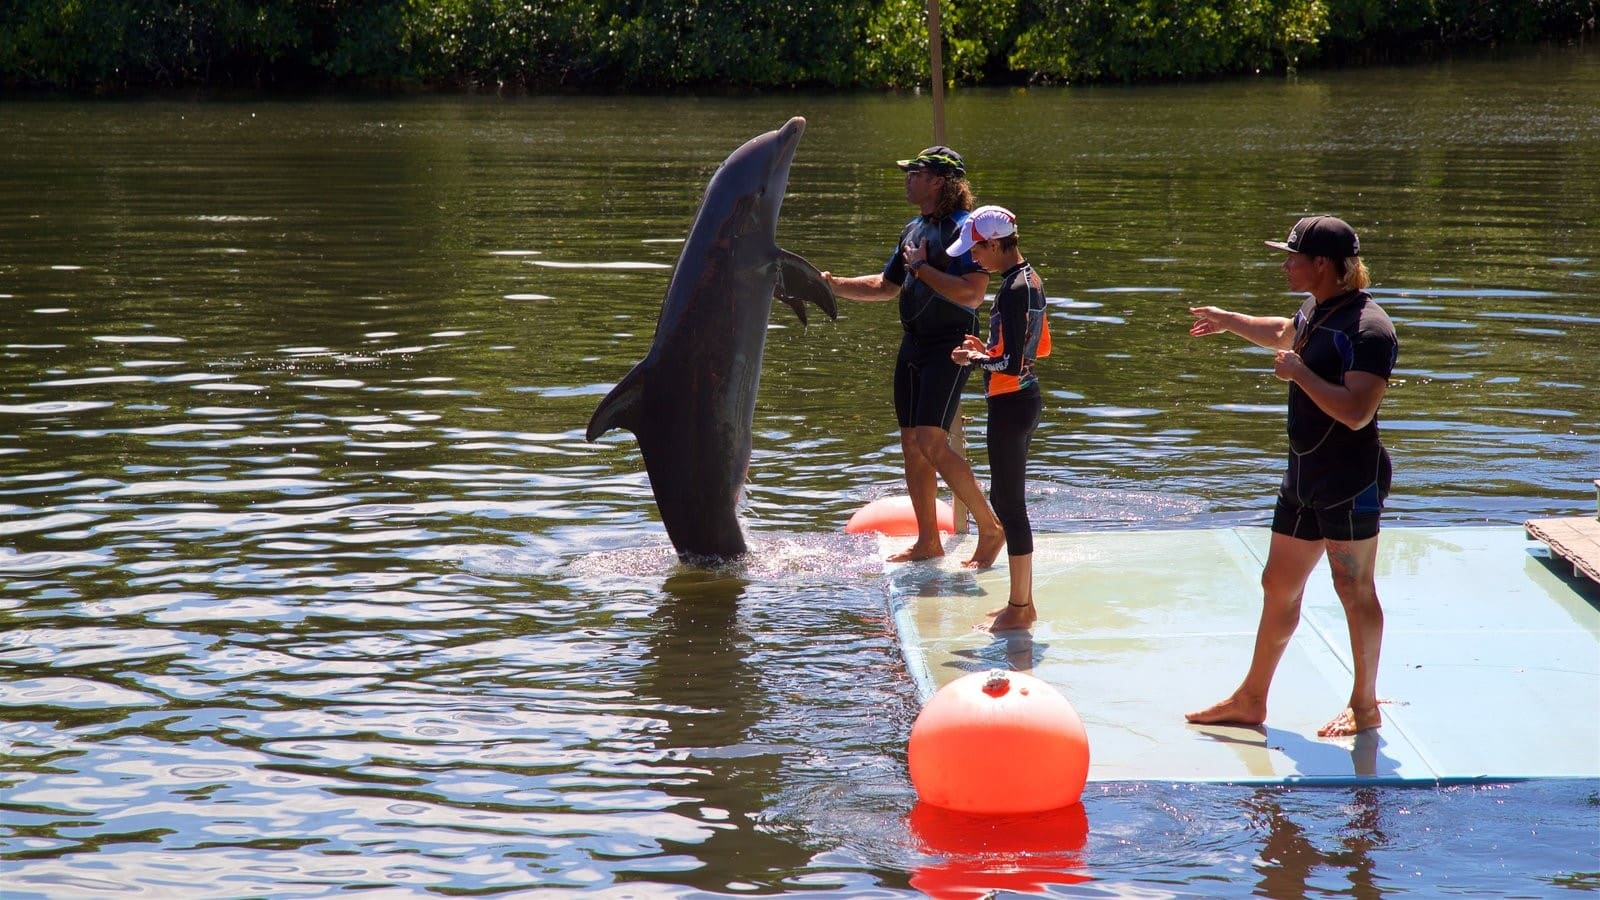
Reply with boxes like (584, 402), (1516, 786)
(586, 364), (647, 442)
(775, 248), (838, 325)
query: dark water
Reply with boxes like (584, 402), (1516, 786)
(3, 46), (1598, 898)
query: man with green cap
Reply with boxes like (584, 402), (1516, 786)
(822, 146), (1004, 568)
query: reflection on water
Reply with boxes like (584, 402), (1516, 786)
(3, 47), (1599, 897)
(1248, 786), (1388, 898)
(908, 802), (1092, 896)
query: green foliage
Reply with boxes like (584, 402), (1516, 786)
(944, 0), (1023, 83)
(403, 0), (594, 87)
(859, 0), (933, 88)
(583, 0), (871, 89)
(0, 1), (397, 89)
(1323, 0), (1600, 58)
(1011, 0), (1330, 82)
(856, 0), (1022, 89)
(406, 0), (872, 90)
(1, 0), (1595, 92)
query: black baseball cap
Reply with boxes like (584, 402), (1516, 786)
(1265, 215), (1360, 258)
(896, 145), (965, 177)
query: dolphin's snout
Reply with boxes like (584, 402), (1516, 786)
(766, 117), (807, 183)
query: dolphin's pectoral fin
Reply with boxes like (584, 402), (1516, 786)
(585, 364), (647, 442)
(775, 248), (838, 325)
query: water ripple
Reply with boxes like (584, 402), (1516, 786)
(0, 677), (162, 708)
(0, 547), (112, 573)
(0, 401), (115, 415)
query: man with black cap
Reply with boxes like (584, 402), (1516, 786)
(822, 146), (1005, 567)
(1185, 215), (1398, 738)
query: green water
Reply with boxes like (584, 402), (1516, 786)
(1, 47), (1597, 898)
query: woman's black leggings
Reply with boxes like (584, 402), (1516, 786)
(986, 387), (1042, 557)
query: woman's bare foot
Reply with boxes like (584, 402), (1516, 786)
(1317, 704), (1382, 737)
(986, 601), (1036, 632)
(962, 527), (1006, 569)
(886, 540), (943, 563)
(1185, 691), (1267, 727)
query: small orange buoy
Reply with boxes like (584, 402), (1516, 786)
(844, 495), (955, 536)
(908, 669), (1090, 814)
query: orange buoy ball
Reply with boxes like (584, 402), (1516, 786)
(844, 495), (956, 536)
(908, 669), (1090, 814)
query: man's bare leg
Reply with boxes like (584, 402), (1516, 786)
(886, 427), (945, 562)
(1186, 532), (1325, 726)
(1317, 535), (1384, 737)
(962, 532), (1008, 570)
(986, 553), (1035, 632)
(909, 426), (1005, 567)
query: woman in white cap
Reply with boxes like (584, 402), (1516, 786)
(949, 205), (1052, 631)
(1185, 215), (1398, 737)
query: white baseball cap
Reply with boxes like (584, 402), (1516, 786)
(945, 205), (1018, 257)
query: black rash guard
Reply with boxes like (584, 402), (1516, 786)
(883, 211), (983, 351)
(1282, 290), (1399, 506)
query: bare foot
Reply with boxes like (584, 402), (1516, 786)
(886, 541), (943, 563)
(1185, 691), (1267, 727)
(962, 527), (1005, 569)
(987, 602), (1036, 632)
(1317, 704), (1382, 737)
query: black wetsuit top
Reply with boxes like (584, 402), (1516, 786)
(973, 260), (1049, 557)
(883, 211), (982, 351)
(1283, 290), (1399, 505)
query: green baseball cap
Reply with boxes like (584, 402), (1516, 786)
(896, 145), (965, 177)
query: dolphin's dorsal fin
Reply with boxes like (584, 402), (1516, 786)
(586, 364), (647, 441)
(775, 249), (838, 326)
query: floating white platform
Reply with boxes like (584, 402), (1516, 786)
(885, 526), (1600, 785)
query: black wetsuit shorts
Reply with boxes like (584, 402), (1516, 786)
(1272, 474), (1387, 542)
(894, 337), (971, 430)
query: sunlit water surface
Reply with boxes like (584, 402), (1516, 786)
(3, 47), (1598, 898)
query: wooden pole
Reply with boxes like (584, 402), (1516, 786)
(927, 0), (946, 144)
(950, 414), (971, 534)
(927, 0), (962, 530)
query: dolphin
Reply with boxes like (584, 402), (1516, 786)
(586, 116), (836, 562)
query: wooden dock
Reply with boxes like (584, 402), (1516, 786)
(1525, 517), (1600, 584)
(1523, 479), (1600, 586)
